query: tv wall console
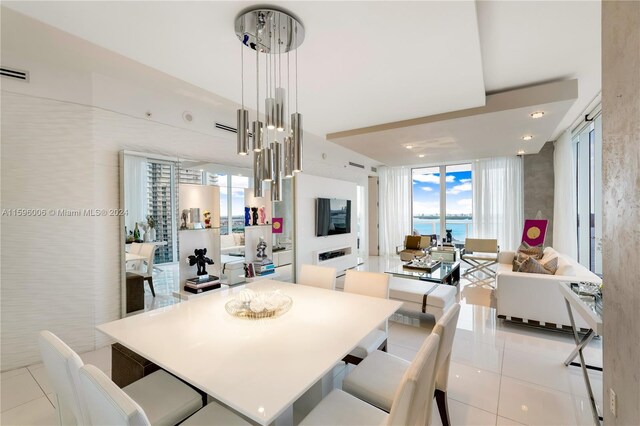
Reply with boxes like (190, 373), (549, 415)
(315, 246), (353, 265)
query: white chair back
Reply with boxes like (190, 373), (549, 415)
(344, 270), (389, 299)
(386, 333), (440, 426)
(464, 238), (498, 254)
(344, 270), (390, 332)
(79, 365), (151, 426)
(298, 264), (337, 290)
(433, 303), (461, 391)
(129, 243), (143, 255)
(38, 331), (89, 425)
(138, 243), (157, 275)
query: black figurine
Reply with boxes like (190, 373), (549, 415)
(251, 207), (259, 226)
(445, 229), (453, 243)
(188, 248), (214, 276)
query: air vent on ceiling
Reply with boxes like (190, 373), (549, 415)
(1, 67), (29, 82)
(348, 161), (365, 169)
(215, 122), (237, 134)
(371, 166), (378, 173)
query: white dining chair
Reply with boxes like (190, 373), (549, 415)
(341, 303), (461, 426)
(79, 365), (251, 426)
(298, 264), (337, 290)
(132, 243), (157, 297)
(38, 330), (203, 426)
(38, 330), (90, 425)
(343, 270), (390, 364)
(299, 333), (440, 426)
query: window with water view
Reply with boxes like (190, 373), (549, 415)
(412, 164), (472, 245)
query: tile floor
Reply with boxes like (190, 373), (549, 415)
(0, 256), (602, 425)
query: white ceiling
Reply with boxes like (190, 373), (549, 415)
(2, 1), (601, 167)
(2, 1), (486, 137)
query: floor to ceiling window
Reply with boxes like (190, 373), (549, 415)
(412, 164), (472, 244)
(574, 111), (602, 275)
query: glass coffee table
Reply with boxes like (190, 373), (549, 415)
(386, 260), (460, 286)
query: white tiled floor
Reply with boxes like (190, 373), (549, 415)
(1, 256), (602, 425)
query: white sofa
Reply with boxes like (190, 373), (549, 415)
(220, 233), (245, 255)
(496, 247), (601, 330)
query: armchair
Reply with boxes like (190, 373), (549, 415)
(396, 235), (431, 261)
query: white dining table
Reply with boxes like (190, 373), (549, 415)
(97, 280), (402, 425)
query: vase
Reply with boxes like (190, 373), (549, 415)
(149, 228), (156, 241)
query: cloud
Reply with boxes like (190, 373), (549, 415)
(457, 198), (472, 207)
(460, 178), (472, 183)
(413, 173), (455, 184)
(412, 201), (440, 215)
(421, 187), (433, 192)
(446, 182), (472, 195)
(413, 174), (439, 184)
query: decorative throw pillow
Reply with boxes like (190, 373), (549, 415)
(405, 235), (422, 250)
(517, 242), (544, 259)
(517, 256), (557, 275)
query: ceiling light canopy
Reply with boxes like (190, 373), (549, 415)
(418, 154), (425, 158)
(235, 7), (304, 199)
(517, 149), (526, 155)
(522, 135), (533, 141)
(530, 111), (545, 119)
(405, 145), (413, 149)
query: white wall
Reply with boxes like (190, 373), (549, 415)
(0, 9), (377, 370)
(294, 174), (359, 280)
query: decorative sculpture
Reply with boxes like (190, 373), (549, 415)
(203, 210), (211, 229)
(445, 229), (453, 243)
(259, 206), (266, 225)
(180, 209), (189, 230)
(244, 207), (251, 226)
(188, 248), (214, 276)
(251, 207), (259, 226)
(256, 237), (267, 260)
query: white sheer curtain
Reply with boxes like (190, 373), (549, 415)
(124, 155), (149, 233)
(472, 156), (523, 251)
(553, 130), (578, 258)
(378, 166), (411, 256)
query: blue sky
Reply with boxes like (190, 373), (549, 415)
(412, 169), (472, 216)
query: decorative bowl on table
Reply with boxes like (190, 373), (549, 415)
(225, 289), (292, 320)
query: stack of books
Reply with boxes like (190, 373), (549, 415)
(184, 275), (221, 294)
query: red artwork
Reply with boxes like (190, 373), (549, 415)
(521, 219), (548, 247)
(272, 217), (283, 234)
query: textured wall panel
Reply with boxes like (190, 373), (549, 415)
(523, 141), (555, 246)
(1, 92), (239, 369)
(602, 1), (640, 424)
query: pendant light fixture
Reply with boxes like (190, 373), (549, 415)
(235, 8), (304, 197)
(237, 20), (249, 156)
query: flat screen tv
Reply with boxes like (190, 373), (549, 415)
(316, 198), (351, 237)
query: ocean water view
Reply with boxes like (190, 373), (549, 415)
(412, 218), (473, 243)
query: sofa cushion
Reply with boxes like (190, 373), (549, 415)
(518, 256), (557, 275)
(555, 256), (576, 276)
(233, 233), (245, 246)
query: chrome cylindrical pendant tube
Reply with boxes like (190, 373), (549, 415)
(272, 141), (282, 201)
(283, 136), (293, 178)
(291, 112), (303, 173)
(253, 150), (263, 197)
(275, 87), (285, 132)
(262, 146), (273, 182)
(252, 121), (264, 152)
(265, 98), (275, 130)
(237, 109), (249, 155)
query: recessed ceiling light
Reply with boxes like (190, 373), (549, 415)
(530, 111), (545, 119)
(522, 135), (533, 141)
(199, 169), (204, 172)
(418, 154), (425, 158)
(517, 149), (526, 155)
(406, 145), (413, 149)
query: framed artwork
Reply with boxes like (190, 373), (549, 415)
(272, 217), (283, 234)
(522, 219), (548, 247)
